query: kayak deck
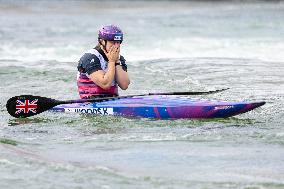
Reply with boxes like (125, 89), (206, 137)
(52, 96), (265, 119)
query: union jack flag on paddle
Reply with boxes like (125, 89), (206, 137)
(6, 95), (62, 118)
(15, 99), (38, 114)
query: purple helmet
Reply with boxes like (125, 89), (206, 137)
(98, 25), (123, 42)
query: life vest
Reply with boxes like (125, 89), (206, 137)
(77, 48), (118, 99)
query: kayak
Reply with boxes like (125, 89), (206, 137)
(51, 95), (265, 119)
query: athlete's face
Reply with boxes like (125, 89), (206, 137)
(105, 41), (121, 53)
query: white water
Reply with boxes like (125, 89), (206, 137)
(0, 0), (284, 62)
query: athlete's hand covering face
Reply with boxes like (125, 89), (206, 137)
(101, 41), (120, 63)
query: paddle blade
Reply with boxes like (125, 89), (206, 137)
(6, 95), (61, 118)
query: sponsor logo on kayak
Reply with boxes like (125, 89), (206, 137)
(214, 105), (234, 110)
(65, 108), (113, 115)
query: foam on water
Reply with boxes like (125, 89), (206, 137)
(0, 0), (284, 63)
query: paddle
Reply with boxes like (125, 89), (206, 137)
(6, 88), (229, 118)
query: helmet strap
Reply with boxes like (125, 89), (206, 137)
(99, 39), (108, 53)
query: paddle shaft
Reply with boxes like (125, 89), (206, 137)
(7, 88), (229, 118)
(62, 88), (230, 104)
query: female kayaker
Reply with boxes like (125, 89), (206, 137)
(77, 25), (130, 99)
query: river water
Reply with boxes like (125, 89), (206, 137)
(0, 0), (284, 188)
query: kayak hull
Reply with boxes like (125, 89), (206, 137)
(51, 96), (265, 119)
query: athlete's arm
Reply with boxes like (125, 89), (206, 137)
(89, 45), (119, 90)
(115, 60), (130, 90)
(89, 65), (115, 90)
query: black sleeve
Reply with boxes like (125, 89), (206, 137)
(119, 55), (127, 72)
(77, 53), (102, 75)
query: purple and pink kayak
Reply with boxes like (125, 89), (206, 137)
(51, 95), (265, 119)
